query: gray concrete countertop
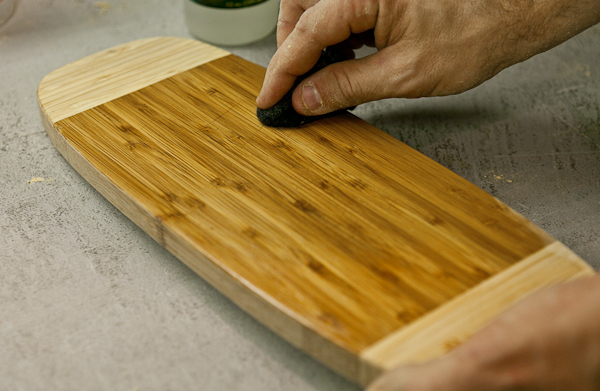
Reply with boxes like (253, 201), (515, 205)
(1, 1), (598, 390)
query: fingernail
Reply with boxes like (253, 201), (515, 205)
(301, 82), (322, 112)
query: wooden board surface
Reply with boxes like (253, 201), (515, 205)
(37, 37), (595, 386)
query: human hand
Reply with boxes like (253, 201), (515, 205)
(256, 0), (600, 116)
(367, 274), (600, 391)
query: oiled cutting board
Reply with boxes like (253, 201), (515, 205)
(37, 37), (594, 386)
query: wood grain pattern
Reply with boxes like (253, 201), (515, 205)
(37, 37), (595, 386)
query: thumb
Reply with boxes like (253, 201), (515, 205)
(366, 353), (476, 391)
(290, 49), (400, 116)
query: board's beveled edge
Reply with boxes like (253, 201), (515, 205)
(357, 241), (596, 385)
(160, 219), (362, 381)
(37, 36), (230, 123)
(37, 101), (364, 383)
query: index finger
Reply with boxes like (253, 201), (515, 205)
(276, 0), (320, 48)
(257, 0), (379, 109)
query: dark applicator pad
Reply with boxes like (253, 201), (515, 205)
(257, 48), (353, 127)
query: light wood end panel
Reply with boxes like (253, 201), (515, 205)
(359, 242), (594, 384)
(37, 36), (229, 123)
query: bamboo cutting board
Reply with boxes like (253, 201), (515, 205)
(37, 37), (594, 386)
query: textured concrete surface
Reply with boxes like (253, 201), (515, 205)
(0, 1), (598, 390)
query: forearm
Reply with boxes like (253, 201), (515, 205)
(490, 0), (600, 70)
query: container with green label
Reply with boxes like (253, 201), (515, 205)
(184, 0), (280, 46)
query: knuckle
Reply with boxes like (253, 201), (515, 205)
(331, 66), (363, 108)
(276, 18), (294, 31)
(294, 9), (325, 46)
(296, 7), (315, 30)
